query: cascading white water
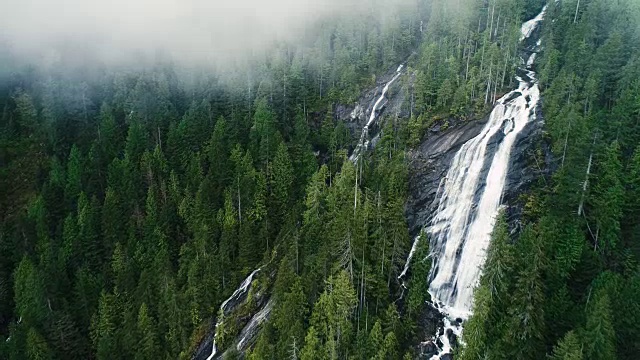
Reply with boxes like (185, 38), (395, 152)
(428, 76), (541, 318)
(350, 65), (404, 162)
(423, 7), (546, 358)
(204, 62), (405, 360)
(206, 268), (261, 360)
(236, 299), (274, 351)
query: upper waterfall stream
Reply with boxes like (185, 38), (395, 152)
(349, 65), (404, 162)
(421, 7), (546, 359)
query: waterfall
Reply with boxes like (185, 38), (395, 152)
(236, 299), (274, 351)
(423, 7), (546, 359)
(349, 65), (404, 162)
(206, 268), (261, 360)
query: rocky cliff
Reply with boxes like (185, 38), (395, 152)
(402, 13), (550, 358)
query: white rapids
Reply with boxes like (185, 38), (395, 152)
(424, 6), (546, 359)
(350, 65), (404, 162)
(206, 268), (261, 360)
(520, 7), (546, 41)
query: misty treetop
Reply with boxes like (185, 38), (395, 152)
(2, 0), (640, 359)
(0, 0), (424, 359)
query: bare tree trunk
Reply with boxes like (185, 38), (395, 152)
(378, 192), (385, 276)
(479, 41), (486, 73)
(303, 98), (307, 123)
(410, 85), (415, 118)
(578, 133), (597, 216)
(354, 163), (359, 214)
(290, 337), (299, 360)
(471, 81), (475, 101)
(465, 37), (472, 81)
(485, 1), (491, 33)
(387, 232), (397, 288)
(584, 95), (589, 116)
(492, 68), (499, 103)
(358, 245), (365, 332)
(391, 33), (395, 53)
(237, 177), (242, 224)
(501, 53), (509, 87)
(489, 1), (496, 40)
(574, 0), (581, 24)
(485, 65), (493, 104)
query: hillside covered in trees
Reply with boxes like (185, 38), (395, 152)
(1, 0), (639, 360)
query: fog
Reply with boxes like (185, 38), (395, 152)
(0, 0), (390, 69)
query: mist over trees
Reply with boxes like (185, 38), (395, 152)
(0, 0), (423, 358)
(1, 0), (640, 359)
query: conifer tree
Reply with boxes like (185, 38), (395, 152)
(583, 292), (616, 360)
(270, 142), (294, 222)
(550, 331), (583, 360)
(135, 303), (158, 360)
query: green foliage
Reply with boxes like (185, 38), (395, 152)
(13, 257), (47, 328)
(300, 326), (321, 360)
(3, 1), (640, 359)
(462, 1), (640, 359)
(135, 303), (158, 360)
(26, 328), (53, 360)
(460, 212), (516, 360)
(550, 331), (583, 360)
(588, 141), (624, 254)
(583, 292), (616, 360)
(0, 11), (419, 355)
(308, 270), (357, 359)
(405, 233), (431, 317)
(270, 142), (294, 221)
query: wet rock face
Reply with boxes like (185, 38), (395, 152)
(235, 298), (274, 353)
(405, 101), (547, 240)
(405, 117), (488, 238)
(502, 101), (550, 234)
(405, 98), (547, 357)
(193, 330), (215, 360)
(421, 340), (439, 358)
(335, 73), (392, 128)
(335, 61), (415, 151)
(445, 328), (458, 349)
(192, 270), (274, 360)
(417, 303), (447, 358)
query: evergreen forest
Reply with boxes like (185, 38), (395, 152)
(0, 0), (639, 359)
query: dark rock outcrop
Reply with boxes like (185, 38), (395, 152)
(193, 329), (215, 360)
(405, 73), (549, 243)
(192, 269), (274, 360)
(405, 79), (548, 359)
(336, 56), (416, 154)
(414, 302), (447, 358)
(405, 116), (489, 238)
(501, 101), (549, 235)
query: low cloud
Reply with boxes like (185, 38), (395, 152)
(0, 0), (370, 69)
